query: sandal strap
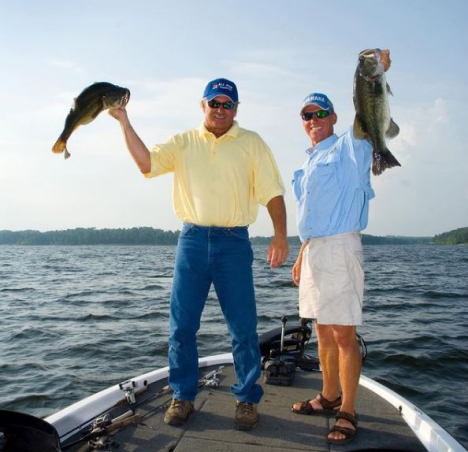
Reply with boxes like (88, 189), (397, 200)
(316, 393), (342, 410)
(329, 425), (356, 437)
(295, 399), (313, 412)
(336, 411), (358, 427)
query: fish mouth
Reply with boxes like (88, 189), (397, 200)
(121, 89), (131, 107)
(359, 48), (381, 59)
(358, 48), (385, 79)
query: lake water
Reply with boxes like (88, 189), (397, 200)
(0, 244), (467, 448)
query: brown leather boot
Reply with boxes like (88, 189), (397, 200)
(163, 399), (194, 426)
(234, 401), (259, 431)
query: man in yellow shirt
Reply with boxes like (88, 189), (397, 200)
(110, 78), (288, 431)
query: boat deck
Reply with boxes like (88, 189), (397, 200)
(65, 364), (426, 452)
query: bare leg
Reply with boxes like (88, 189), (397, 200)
(328, 325), (361, 441)
(292, 323), (341, 412)
(316, 324), (341, 402)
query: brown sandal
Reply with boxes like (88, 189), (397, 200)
(328, 411), (358, 444)
(291, 393), (342, 415)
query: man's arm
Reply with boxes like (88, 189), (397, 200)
(109, 107), (151, 174)
(292, 240), (309, 286)
(266, 195), (289, 268)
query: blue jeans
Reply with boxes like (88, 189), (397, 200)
(168, 223), (263, 403)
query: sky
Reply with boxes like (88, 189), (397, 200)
(1, 0), (467, 238)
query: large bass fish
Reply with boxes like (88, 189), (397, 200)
(353, 48), (400, 175)
(52, 82), (130, 159)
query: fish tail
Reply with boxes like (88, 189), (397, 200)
(52, 139), (71, 159)
(372, 148), (401, 176)
(52, 138), (66, 154)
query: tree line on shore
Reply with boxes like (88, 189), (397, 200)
(433, 227), (468, 245)
(0, 227), (447, 246)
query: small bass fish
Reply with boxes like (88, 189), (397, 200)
(353, 48), (400, 175)
(52, 82), (130, 159)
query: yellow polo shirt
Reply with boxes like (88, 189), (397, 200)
(145, 121), (285, 227)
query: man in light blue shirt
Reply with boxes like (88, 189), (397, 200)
(291, 93), (373, 445)
(293, 118), (375, 241)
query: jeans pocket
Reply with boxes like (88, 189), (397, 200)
(226, 228), (250, 241)
(180, 223), (196, 238)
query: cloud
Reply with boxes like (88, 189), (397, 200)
(393, 97), (465, 167)
(229, 60), (297, 79)
(129, 77), (204, 120)
(368, 97), (468, 236)
(47, 59), (85, 73)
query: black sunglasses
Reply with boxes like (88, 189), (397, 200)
(207, 99), (236, 110)
(301, 110), (331, 121)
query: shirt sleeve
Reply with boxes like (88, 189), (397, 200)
(144, 135), (178, 178)
(252, 134), (285, 206)
(346, 127), (375, 199)
(347, 126), (372, 170)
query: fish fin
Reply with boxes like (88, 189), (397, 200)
(387, 82), (394, 96)
(52, 139), (66, 154)
(386, 119), (400, 139)
(372, 148), (401, 176)
(80, 116), (96, 125)
(353, 115), (368, 140)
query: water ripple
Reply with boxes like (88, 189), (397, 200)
(0, 244), (467, 448)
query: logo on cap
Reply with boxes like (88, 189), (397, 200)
(306, 95), (326, 104)
(300, 92), (334, 113)
(203, 78), (239, 103)
(213, 82), (233, 92)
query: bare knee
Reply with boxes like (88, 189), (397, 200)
(315, 324), (335, 346)
(332, 326), (358, 351)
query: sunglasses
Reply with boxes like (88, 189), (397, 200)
(207, 99), (236, 110)
(301, 110), (331, 121)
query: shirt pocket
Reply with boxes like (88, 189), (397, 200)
(314, 151), (341, 188)
(292, 169), (305, 203)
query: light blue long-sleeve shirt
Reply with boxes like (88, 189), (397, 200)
(292, 127), (375, 242)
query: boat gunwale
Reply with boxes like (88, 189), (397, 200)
(46, 353), (466, 452)
(359, 374), (466, 452)
(46, 353), (233, 441)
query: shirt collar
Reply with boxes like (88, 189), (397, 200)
(198, 121), (240, 138)
(306, 133), (339, 155)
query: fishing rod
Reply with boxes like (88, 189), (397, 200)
(60, 366), (225, 451)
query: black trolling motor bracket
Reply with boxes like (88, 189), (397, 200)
(260, 316), (318, 386)
(259, 316), (368, 388)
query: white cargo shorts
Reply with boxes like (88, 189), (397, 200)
(299, 231), (364, 326)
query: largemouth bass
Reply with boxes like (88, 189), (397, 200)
(353, 48), (400, 175)
(52, 82), (130, 159)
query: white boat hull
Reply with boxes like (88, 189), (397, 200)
(45, 353), (465, 452)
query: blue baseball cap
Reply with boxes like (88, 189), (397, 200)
(203, 78), (239, 103)
(300, 93), (334, 114)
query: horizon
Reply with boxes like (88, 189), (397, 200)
(0, 225), (452, 239)
(1, 1), (467, 237)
